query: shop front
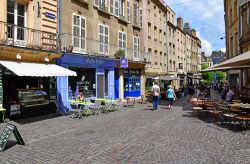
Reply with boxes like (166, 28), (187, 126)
(115, 62), (145, 99)
(0, 61), (76, 118)
(57, 54), (117, 111)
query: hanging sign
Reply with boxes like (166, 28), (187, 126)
(120, 58), (128, 68)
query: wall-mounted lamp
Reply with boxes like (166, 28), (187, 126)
(16, 53), (22, 60)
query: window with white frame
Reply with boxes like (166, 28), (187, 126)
(115, 0), (119, 16)
(99, 24), (109, 54)
(118, 31), (126, 52)
(127, 0), (130, 22)
(133, 36), (140, 60)
(133, 2), (139, 24)
(139, 8), (142, 27)
(110, 0), (114, 14)
(72, 14), (86, 52)
(94, 0), (107, 10)
(119, 0), (125, 17)
(7, 0), (26, 42)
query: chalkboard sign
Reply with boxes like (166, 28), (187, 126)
(0, 123), (25, 152)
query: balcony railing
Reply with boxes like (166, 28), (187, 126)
(58, 33), (150, 63)
(0, 21), (150, 63)
(0, 21), (58, 52)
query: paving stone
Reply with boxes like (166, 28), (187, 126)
(0, 96), (249, 163)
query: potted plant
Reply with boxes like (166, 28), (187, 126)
(114, 49), (125, 59)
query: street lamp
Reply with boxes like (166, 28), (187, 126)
(220, 36), (226, 40)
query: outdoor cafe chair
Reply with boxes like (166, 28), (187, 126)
(114, 99), (123, 111)
(70, 103), (83, 119)
(90, 100), (103, 115)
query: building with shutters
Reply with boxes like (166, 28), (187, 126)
(57, 0), (150, 106)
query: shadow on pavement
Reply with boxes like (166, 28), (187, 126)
(12, 113), (63, 125)
(2, 140), (17, 151)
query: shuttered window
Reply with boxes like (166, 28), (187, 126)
(99, 24), (109, 54)
(118, 31), (126, 53)
(72, 14), (86, 52)
(133, 36), (140, 61)
(127, 0), (130, 22)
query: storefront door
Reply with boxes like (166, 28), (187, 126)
(97, 74), (105, 98)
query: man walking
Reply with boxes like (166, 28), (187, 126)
(152, 81), (160, 110)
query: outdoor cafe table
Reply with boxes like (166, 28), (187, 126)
(95, 98), (118, 112)
(68, 100), (82, 103)
(68, 100), (94, 116)
(240, 104), (250, 114)
(95, 98), (118, 104)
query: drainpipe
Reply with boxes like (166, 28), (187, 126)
(57, 0), (62, 34)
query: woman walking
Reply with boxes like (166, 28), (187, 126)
(166, 85), (177, 109)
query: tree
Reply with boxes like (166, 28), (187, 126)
(201, 63), (213, 84)
(216, 71), (226, 82)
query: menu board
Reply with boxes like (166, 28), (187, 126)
(0, 69), (2, 108)
(0, 123), (25, 152)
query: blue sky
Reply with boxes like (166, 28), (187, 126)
(165, 0), (225, 56)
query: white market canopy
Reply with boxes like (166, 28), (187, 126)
(0, 60), (76, 77)
(153, 76), (181, 81)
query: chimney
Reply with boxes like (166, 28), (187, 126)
(191, 29), (196, 36)
(177, 17), (183, 29)
(183, 22), (190, 33)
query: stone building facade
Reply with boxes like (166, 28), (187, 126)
(142, 0), (168, 88)
(58, 0), (149, 100)
(239, 0), (250, 53)
(224, 0), (239, 58)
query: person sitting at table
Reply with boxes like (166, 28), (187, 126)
(225, 87), (236, 103)
(76, 92), (85, 102)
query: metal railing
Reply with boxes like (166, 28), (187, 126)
(58, 33), (150, 63)
(0, 21), (150, 63)
(0, 21), (57, 52)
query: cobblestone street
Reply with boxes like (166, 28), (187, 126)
(0, 98), (249, 164)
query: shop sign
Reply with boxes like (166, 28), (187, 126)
(85, 57), (105, 65)
(44, 12), (56, 20)
(120, 58), (128, 68)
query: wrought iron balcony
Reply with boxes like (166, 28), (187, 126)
(58, 33), (150, 63)
(0, 21), (58, 52)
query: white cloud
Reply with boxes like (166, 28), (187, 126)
(167, 0), (224, 21)
(220, 48), (226, 53)
(166, 0), (225, 52)
(201, 0), (224, 20)
(197, 32), (213, 55)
